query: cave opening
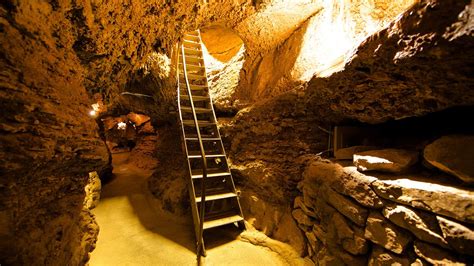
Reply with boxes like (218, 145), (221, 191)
(1, 0), (474, 265)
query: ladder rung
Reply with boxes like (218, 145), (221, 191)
(183, 56), (203, 63)
(180, 95), (208, 101)
(182, 120), (215, 127)
(186, 137), (220, 141)
(179, 84), (207, 91)
(188, 153), (225, 159)
(196, 192), (237, 203)
(185, 134), (217, 139)
(179, 63), (204, 71)
(185, 33), (199, 38)
(191, 168), (230, 179)
(183, 40), (201, 47)
(184, 47), (201, 55)
(181, 73), (206, 80)
(203, 213), (243, 230)
(181, 106), (212, 113)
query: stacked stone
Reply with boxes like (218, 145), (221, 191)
(292, 135), (474, 265)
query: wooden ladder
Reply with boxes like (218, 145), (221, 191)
(176, 30), (245, 258)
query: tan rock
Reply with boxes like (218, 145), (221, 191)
(382, 204), (448, 248)
(335, 146), (379, 160)
(315, 247), (345, 266)
(273, 211), (307, 256)
(325, 187), (368, 227)
(333, 166), (383, 208)
(368, 245), (412, 266)
(372, 178), (474, 223)
(354, 149), (419, 173)
(331, 212), (369, 255)
(83, 172), (101, 210)
(437, 216), (474, 256)
(292, 209), (314, 228)
(424, 135), (474, 183)
(305, 232), (320, 253)
(364, 212), (413, 254)
(414, 241), (466, 266)
(294, 196), (317, 218)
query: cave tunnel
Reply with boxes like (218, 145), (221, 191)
(1, 0), (474, 265)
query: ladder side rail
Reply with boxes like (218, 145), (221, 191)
(181, 43), (208, 258)
(196, 30), (245, 219)
(176, 43), (201, 248)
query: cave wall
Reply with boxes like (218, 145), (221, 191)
(218, 0), (474, 258)
(295, 158), (474, 265)
(306, 0), (474, 124)
(0, 0), (258, 264)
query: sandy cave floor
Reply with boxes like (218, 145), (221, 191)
(89, 152), (291, 266)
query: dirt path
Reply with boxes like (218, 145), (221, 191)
(89, 153), (290, 266)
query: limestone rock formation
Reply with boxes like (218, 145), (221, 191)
(368, 246), (412, 266)
(372, 177), (474, 223)
(414, 241), (466, 266)
(424, 135), (474, 184)
(364, 212), (413, 254)
(354, 149), (419, 173)
(325, 187), (368, 227)
(382, 204), (448, 248)
(437, 216), (474, 256)
(306, 0), (474, 124)
(335, 166), (383, 209)
(84, 172), (102, 210)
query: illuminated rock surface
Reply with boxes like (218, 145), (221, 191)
(424, 135), (474, 184)
(354, 149), (419, 173)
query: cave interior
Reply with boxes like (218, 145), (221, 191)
(1, 0), (474, 265)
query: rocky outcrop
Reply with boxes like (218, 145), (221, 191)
(306, 0), (474, 124)
(368, 246), (412, 266)
(424, 135), (474, 184)
(414, 241), (466, 265)
(382, 204), (448, 248)
(372, 177), (474, 224)
(293, 157), (474, 264)
(437, 216), (474, 256)
(365, 212), (412, 254)
(354, 149), (419, 173)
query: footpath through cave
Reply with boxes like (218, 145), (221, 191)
(89, 151), (292, 265)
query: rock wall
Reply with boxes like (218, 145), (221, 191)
(294, 157), (474, 265)
(306, 0), (474, 124)
(0, 1), (259, 264)
(219, 91), (331, 254)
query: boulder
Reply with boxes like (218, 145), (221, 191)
(273, 210), (307, 256)
(292, 209), (314, 228)
(315, 247), (345, 266)
(423, 135), (474, 183)
(332, 167), (383, 209)
(325, 187), (368, 227)
(414, 241), (466, 266)
(382, 204), (448, 248)
(305, 232), (320, 254)
(294, 196), (318, 218)
(368, 245), (412, 266)
(372, 177), (474, 224)
(330, 212), (369, 255)
(335, 146), (378, 160)
(354, 149), (419, 173)
(437, 216), (474, 256)
(364, 212), (413, 254)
